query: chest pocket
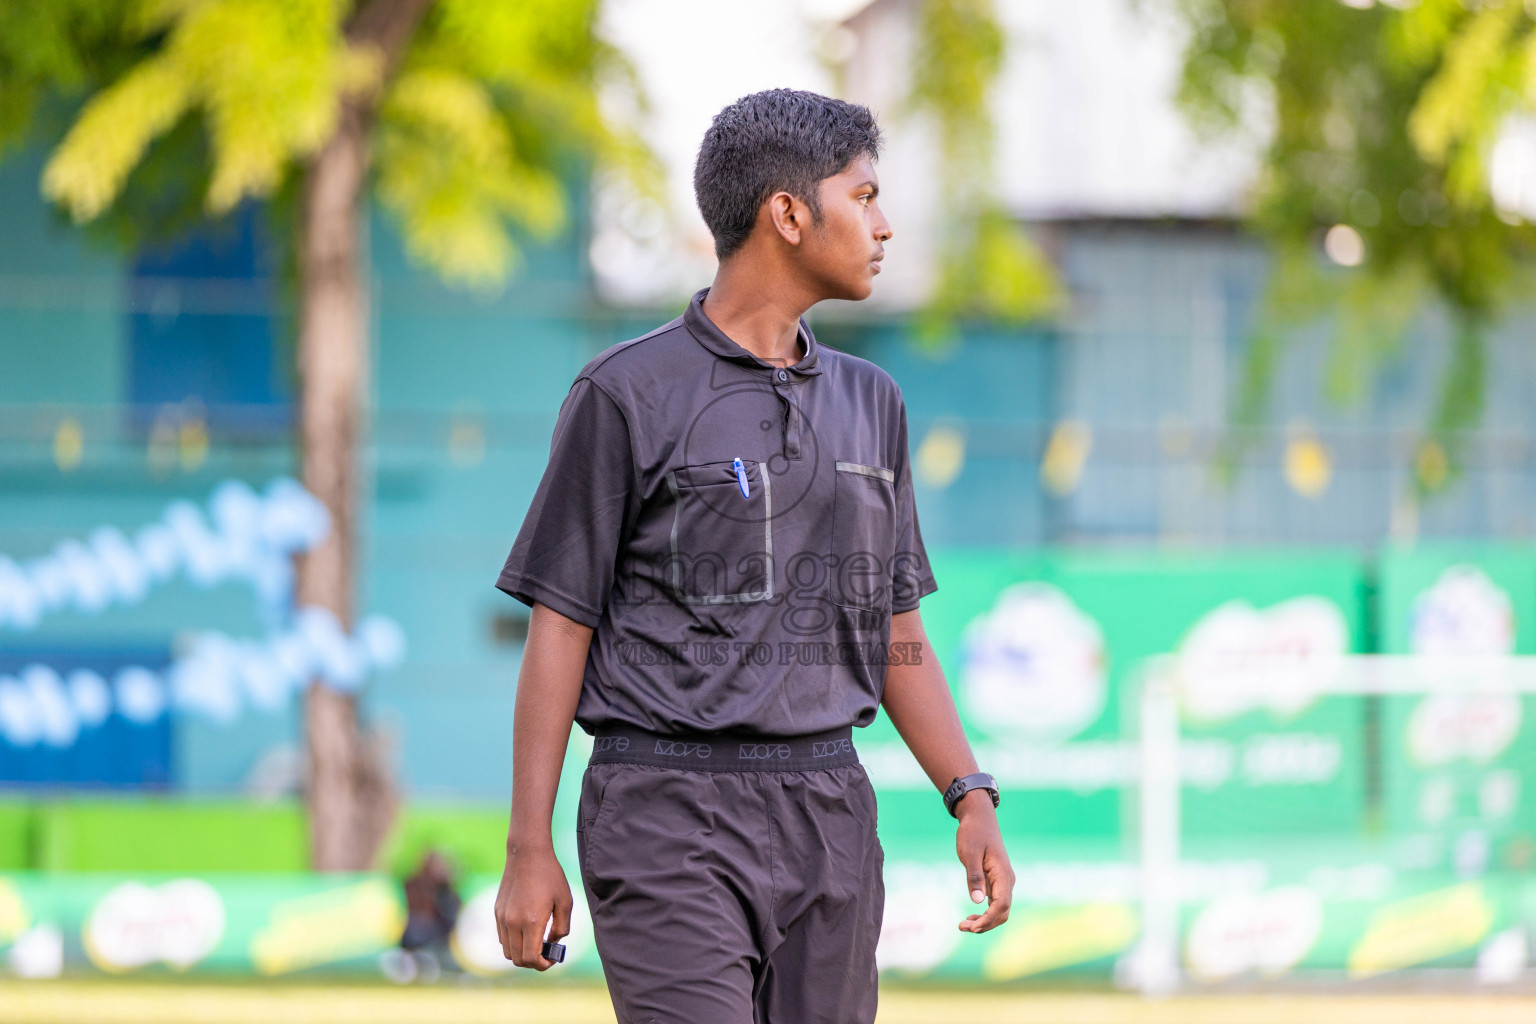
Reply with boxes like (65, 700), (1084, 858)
(831, 460), (897, 611)
(665, 459), (773, 603)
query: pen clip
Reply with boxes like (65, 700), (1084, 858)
(733, 457), (751, 498)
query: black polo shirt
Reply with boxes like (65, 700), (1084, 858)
(496, 287), (938, 736)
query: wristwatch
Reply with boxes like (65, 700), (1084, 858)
(943, 772), (1000, 818)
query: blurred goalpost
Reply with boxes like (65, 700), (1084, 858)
(1135, 654), (1536, 996)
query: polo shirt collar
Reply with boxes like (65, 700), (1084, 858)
(684, 287), (823, 377)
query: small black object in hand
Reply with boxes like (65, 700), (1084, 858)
(541, 940), (567, 963)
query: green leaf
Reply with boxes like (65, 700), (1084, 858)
(9, 0), (654, 295)
(42, 56), (191, 220)
(907, 0), (1061, 337)
(1170, 0), (1536, 494)
(377, 67), (564, 288)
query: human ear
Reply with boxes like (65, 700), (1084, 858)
(767, 191), (806, 246)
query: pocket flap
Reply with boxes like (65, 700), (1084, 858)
(673, 459), (761, 489)
(835, 461), (894, 482)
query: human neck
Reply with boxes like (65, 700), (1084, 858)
(701, 259), (812, 368)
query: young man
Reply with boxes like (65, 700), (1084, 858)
(493, 88), (1014, 1023)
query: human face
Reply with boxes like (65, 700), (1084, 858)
(800, 154), (893, 301)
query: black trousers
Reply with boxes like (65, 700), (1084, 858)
(576, 751), (884, 1024)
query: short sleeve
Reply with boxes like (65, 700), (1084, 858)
(495, 376), (637, 628)
(890, 394), (938, 614)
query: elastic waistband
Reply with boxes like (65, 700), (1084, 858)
(589, 723), (858, 772)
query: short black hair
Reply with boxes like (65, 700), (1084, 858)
(694, 88), (882, 260)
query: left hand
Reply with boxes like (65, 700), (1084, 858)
(954, 792), (1014, 933)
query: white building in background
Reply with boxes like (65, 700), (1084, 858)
(591, 0), (1263, 309)
(834, 0), (1263, 311)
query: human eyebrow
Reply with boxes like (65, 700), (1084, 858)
(855, 181), (879, 198)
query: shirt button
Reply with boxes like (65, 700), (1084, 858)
(777, 369), (788, 382)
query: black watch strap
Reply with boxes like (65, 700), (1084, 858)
(943, 772), (1000, 818)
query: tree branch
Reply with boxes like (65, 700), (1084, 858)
(345, 0), (435, 94)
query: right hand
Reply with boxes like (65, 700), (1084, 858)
(954, 794), (1014, 934)
(493, 839), (572, 970)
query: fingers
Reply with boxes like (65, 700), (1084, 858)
(519, 911), (555, 970)
(496, 904), (512, 961)
(958, 896), (1008, 933)
(958, 851), (1015, 934)
(496, 897), (555, 970)
(960, 846), (987, 907)
(957, 887), (1009, 933)
(494, 888), (517, 961)
(958, 904), (1007, 933)
(550, 891), (574, 943)
(495, 857), (575, 971)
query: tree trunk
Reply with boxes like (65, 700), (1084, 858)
(296, 0), (434, 872)
(297, 102), (393, 872)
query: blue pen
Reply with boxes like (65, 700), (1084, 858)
(733, 457), (751, 498)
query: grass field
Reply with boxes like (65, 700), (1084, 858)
(5, 982), (1536, 1024)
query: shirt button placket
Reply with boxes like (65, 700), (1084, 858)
(773, 369), (801, 460)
